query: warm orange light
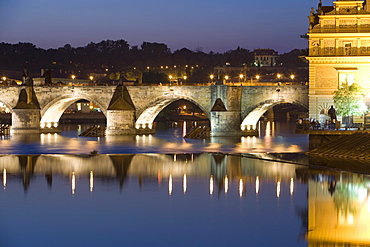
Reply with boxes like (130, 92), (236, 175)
(168, 174), (173, 195)
(89, 76), (93, 80)
(183, 76), (187, 80)
(210, 176), (214, 195)
(256, 75), (260, 80)
(277, 74), (281, 79)
(90, 171), (94, 192)
(210, 74), (214, 80)
(71, 75), (76, 80)
(290, 74), (295, 80)
(239, 74), (244, 79)
(225, 75), (229, 80)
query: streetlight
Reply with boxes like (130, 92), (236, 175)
(210, 74), (214, 84)
(71, 75), (76, 86)
(256, 75), (260, 80)
(239, 74), (244, 86)
(290, 74), (295, 84)
(169, 75), (172, 86)
(1, 77), (6, 86)
(89, 76), (94, 86)
(183, 75), (187, 85)
(277, 74), (281, 86)
(224, 75), (229, 84)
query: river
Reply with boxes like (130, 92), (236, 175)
(0, 121), (369, 246)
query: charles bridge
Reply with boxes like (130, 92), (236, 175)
(0, 84), (308, 136)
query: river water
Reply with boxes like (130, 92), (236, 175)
(1, 121), (369, 246)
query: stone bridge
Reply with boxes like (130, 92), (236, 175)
(0, 84), (308, 136)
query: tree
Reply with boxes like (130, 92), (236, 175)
(333, 82), (367, 120)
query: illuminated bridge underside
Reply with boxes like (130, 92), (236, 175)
(241, 103), (275, 130)
(41, 97), (107, 128)
(135, 97), (209, 129)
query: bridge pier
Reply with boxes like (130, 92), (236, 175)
(106, 110), (137, 135)
(210, 111), (242, 136)
(11, 108), (41, 134)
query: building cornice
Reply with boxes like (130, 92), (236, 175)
(305, 56), (370, 64)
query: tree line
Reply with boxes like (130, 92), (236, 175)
(0, 40), (308, 84)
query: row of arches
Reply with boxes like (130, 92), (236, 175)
(1, 95), (308, 134)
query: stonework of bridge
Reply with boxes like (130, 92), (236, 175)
(0, 84), (308, 136)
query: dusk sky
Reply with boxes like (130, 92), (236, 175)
(0, 0), (329, 53)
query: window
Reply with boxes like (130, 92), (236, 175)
(344, 42), (352, 55)
(339, 73), (355, 85)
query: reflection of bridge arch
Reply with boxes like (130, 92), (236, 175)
(40, 95), (107, 127)
(241, 99), (308, 131)
(135, 96), (209, 129)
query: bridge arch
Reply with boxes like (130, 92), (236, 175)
(135, 96), (210, 130)
(40, 95), (107, 128)
(0, 101), (13, 113)
(241, 99), (308, 131)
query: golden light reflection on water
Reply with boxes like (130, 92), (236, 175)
(183, 174), (187, 194)
(71, 172), (76, 195)
(256, 176), (259, 194)
(209, 176), (214, 195)
(224, 176), (229, 193)
(3, 168), (6, 188)
(276, 180), (281, 198)
(290, 178), (294, 195)
(239, 179), (243, 197)
(90, 171), (94, 192)
(168, 174), (173, 195)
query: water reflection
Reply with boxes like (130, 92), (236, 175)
(0, 153), (300, 194)
(0, 121), (309, 154)
(2, 153), (370, 245)
(300, 169), (370, 246)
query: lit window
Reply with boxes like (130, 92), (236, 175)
(339, 73), (355, 85)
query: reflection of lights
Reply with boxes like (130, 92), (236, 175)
(277, 180), (281, 198)
(90, 171), (94, 192)
(158, 170), (161, 185)
(3, 168), (6, 187)
(239, 179), (243, 197)
(358, 187), (368, 202)
(174, 154), (177, 162)
(183, 174), (187, 194)
(224, 176), (229, 193)
(290, 178), (294, 195)
(256, 176), (259, 194)
(168, 174), (173, 195)
(210, 176), (214, 195)
(183, 121), (187, 137)
(266, 121), (271, 136)
(72, 172), (76, 195)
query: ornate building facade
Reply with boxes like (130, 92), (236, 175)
(306, 0), (370, 122)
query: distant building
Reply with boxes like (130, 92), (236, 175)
(253, 48), (278, 67)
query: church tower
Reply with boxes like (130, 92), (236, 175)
(306, 0), (370, 122)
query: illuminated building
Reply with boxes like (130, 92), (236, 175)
(306, 0), (370, 123)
